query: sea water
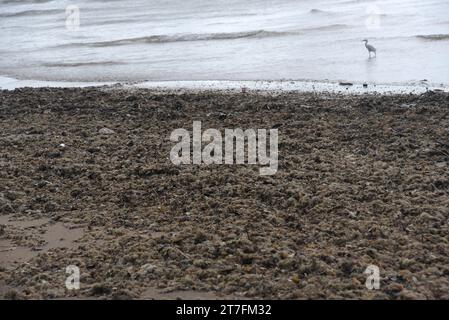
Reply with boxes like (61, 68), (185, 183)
(1, 0), (448, 88)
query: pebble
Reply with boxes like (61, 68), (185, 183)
(98, 127), (115, 135)
(0, 195), (13, 214)
(140, 263), (157, 274)
(419, 212), (438, 222)
(398, 289), (425, 300)
(90, 283), (112, 296)
(387, 283), (404, 293)
(2, 87), (449, 300)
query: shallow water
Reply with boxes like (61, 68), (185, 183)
(1, 0), (448, 86)
(0, 215), (84, 269)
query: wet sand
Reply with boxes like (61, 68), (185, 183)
(0, 87), (448, 299)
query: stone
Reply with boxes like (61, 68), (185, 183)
(98, 128), (115, 135)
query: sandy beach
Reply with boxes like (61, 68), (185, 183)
(1, 87), (449, 299)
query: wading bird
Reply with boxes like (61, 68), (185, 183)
(362, 39), (376, 58)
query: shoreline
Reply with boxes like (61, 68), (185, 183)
(1, 87), (449, 299)
(1, 75), (448, 95)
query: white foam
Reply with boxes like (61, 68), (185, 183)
(0, 76), (114, 91)
(130, 80), (447, 95)
(1, 76), (447, 94)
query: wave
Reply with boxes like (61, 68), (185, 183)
(309, 9), (335, 15)
(340, 0), (380, 4)
(0, 9), (60, 18)
(0, 0), (53, 4)
(52, 24), (351, 51)
(82, 19), (138, 27)
(58, 30), (291, 48)
(43, 61), (125, 68)
(301, 24), (349, 32)
(416, 34), (449, 41)
(309, 9), (326, 14)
